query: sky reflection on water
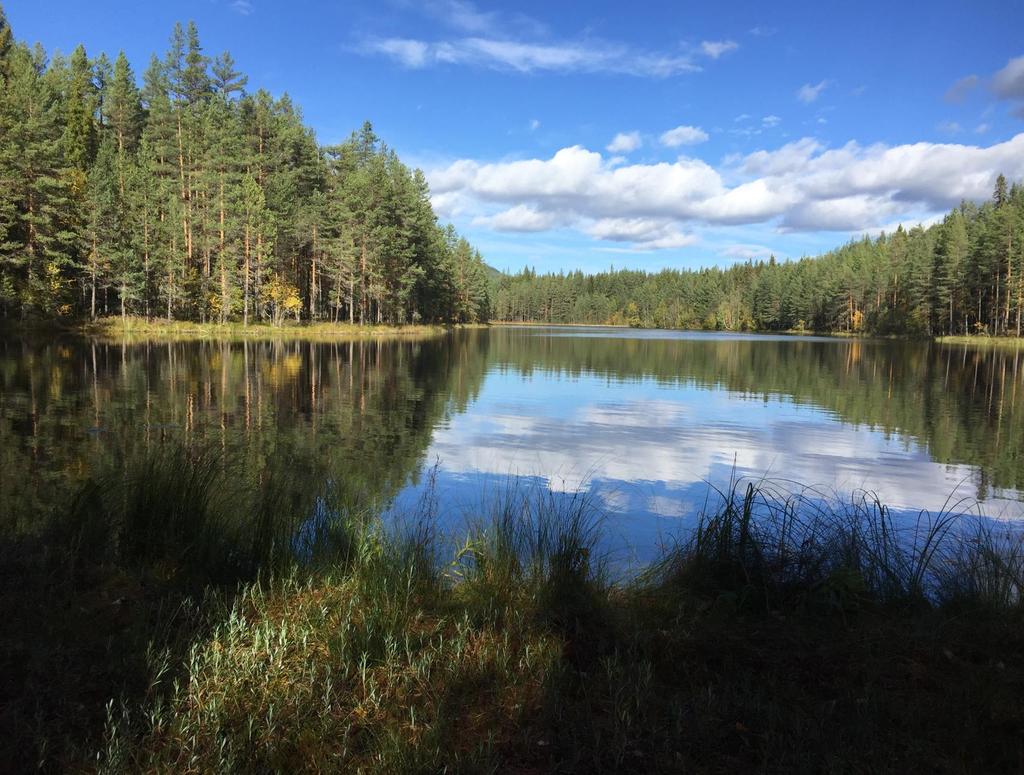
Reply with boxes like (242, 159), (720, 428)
(389, 328), (1024, 560)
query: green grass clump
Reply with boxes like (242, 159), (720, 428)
(3, 452), (1024, 772)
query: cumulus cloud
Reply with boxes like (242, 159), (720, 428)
(700, 40), (738, 59)
(587, 217), (697, 249)
(740, 137), (822, 176)
(606, 131), (642, 153)
(476, 205), (561, 232)
(992, 56), (1024, 100)
(780, 195), (907, 232)
(944, 74), (979, 103)
(362, 36), (700, 76)
(797, 80), (829, 103)
(425, 133), (1024, 247)
(659, 125), (709, 147)
(761, 115), (782, 128)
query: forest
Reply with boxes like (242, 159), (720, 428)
(4, 5), (1023, 340)
(493, 178), (1024, 337)
(0, 10), (492, 326)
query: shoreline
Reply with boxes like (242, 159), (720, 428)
(493, 319), (1024, 346)
(2, 316), (489, 341)
(3, 317), (1023, 349)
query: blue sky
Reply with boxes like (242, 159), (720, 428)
(8, 0), (1024, 273)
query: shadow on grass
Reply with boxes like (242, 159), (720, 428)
(3, 451), (1024, 772)
(0, 442), (363, 771)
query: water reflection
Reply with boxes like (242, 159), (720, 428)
(394, 327), (1024, 536)
(1, 327), (1022, 547)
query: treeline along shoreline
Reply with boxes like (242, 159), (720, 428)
(492, 177), (1024, 338)
(0, 11), (491, 327)
(4, 8), (1024, 343)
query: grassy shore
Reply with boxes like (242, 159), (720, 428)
(2, 447), (1024, 772)
(0, 315), (486, 341)
(490, 320), (630, 328)
(937, 334), (1024, 349)
(77, 315), (487, 340)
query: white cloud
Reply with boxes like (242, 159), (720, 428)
(419, 0), (547, 38)
(476, 205), (560, 232)
(369, 38), (430, 68)
(992, 56), (1024, 100)
(606, 131), (642, 153)
(428, 0), (497, 33)
(426, 133), (1024, 243)
(529, 118), (541, 131)
(722, 244), (776, 260)
(659, 124), (709, 147)
(587, 217), (697, 249)
(700, 40), (738, 59)
(855, 212), (946, 240)
(761, 115), (782, 128)
(740, 137), (822, 176)
(938, 120), (962, 134)
(797, 80), (829, 104)
(363, 36), (700, 76)
(781, 195), (907, 232)
(975, 123), (990, 134)
(230, 0), (253, 15)
(749, 26), (777, 37)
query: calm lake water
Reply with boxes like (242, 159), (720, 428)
(2, 326), (1023, 557)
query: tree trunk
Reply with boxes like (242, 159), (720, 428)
(310, 223), (318, 321)
(219, 177), (227, 323)
(244, 223), (250, 326)
(90, 235), (97, 321)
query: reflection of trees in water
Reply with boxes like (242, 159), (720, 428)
(0, 327), (1020, 531)
(0, 331), (491, 532)
(486, 330), (1024, 494)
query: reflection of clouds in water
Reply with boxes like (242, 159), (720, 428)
(578, 399), (692, 427)
(418, 371), (1024, 521)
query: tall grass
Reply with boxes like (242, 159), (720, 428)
(73, 315), (479, 341)
(646, 479), (1023, 611)
(62, 443), (316, 587)
(3, 452), (1024, 771)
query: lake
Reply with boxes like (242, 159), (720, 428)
(2, 326), (1022, 559)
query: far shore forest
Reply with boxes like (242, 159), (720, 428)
(1, 9), (1024, 339)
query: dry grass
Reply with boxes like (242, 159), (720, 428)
(75, 316), (486, 341)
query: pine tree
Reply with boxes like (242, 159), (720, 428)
(934, 209), (968, 335)
(61, 45), (97, 173)
(4, 45), (79, 316)
(88, 137), (141, 318)
(107, 52), (142, 157)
